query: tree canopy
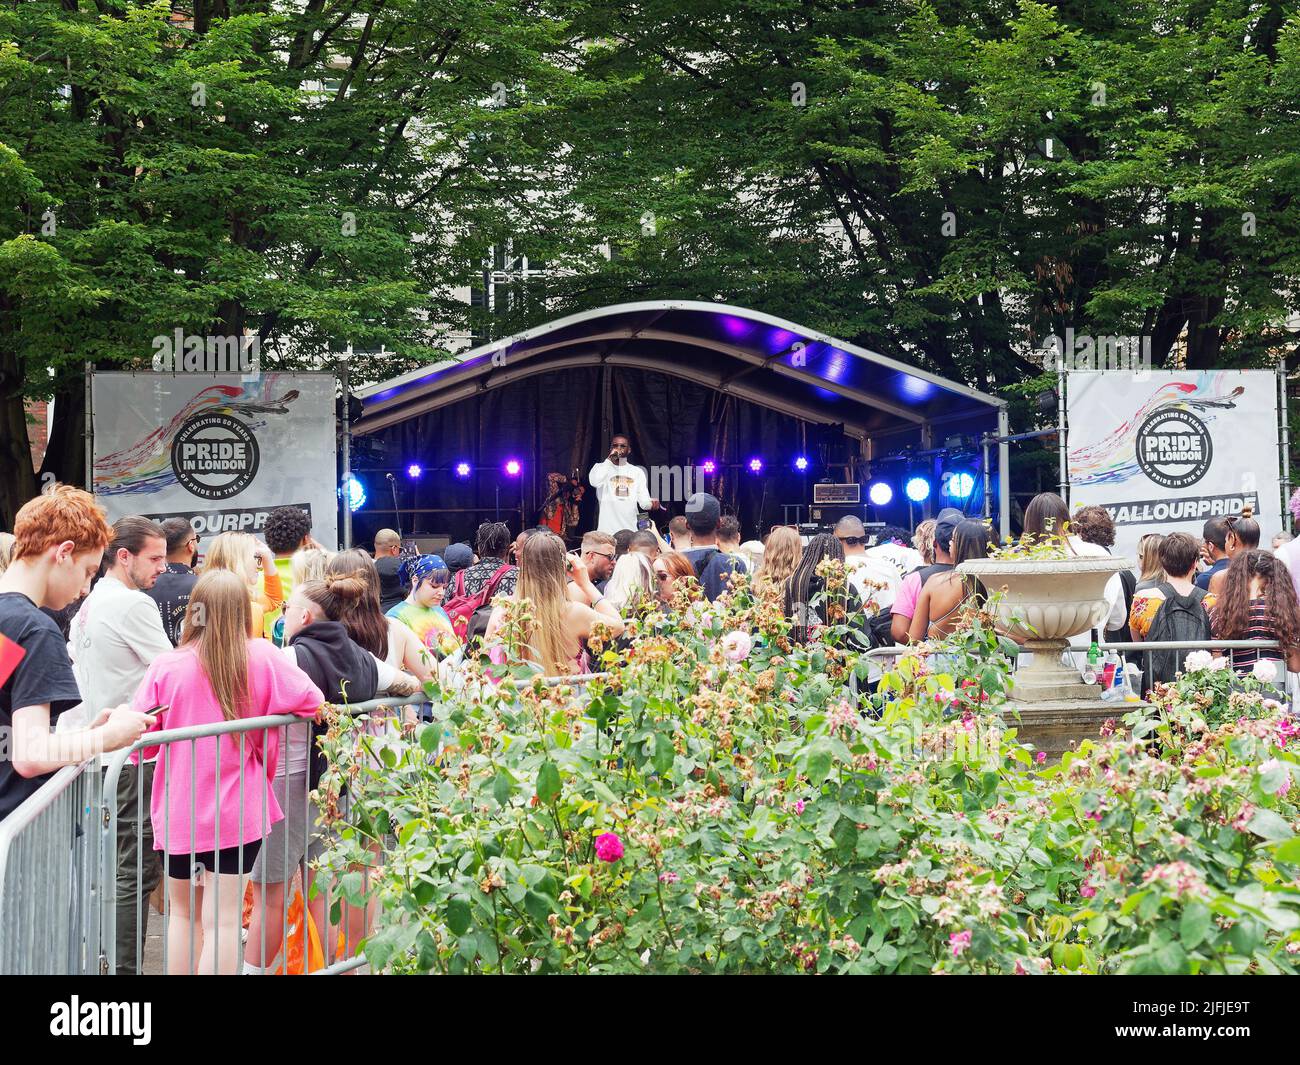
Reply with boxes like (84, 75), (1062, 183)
(1, 0), (1297, 523)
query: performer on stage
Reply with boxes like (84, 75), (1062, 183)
(588, 434), (659, 534)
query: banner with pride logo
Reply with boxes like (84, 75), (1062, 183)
(91, 372), (338, 547)
(1066, 369), (1284, 558)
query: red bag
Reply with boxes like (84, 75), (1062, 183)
(443, 564), (512, 641)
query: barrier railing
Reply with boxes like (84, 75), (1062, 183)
(0, 762), (102, 975)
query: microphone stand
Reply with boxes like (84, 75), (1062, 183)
(386, 473), (403, 539)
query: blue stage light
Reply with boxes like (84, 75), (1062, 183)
(701, 458), (716, 475)
(454, 461), (472, 479)
(794, 456), (809, 472)
(748, 457), (764, 474)
(905, 476), (931, 503)
(504, 459), (522, 477)
(406, 463), (422, 480)
(945, 471), (975, 499)
(869, 481), (893, 506)
(340, 474), (366, 512)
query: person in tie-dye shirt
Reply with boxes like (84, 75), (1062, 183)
(385, 554), (459, 658)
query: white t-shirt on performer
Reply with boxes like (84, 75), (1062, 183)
(589, 459), (651, 534)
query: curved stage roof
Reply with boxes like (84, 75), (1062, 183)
(353, 300), (1007, 447)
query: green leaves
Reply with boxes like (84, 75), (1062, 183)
(536, 760), (561, 805)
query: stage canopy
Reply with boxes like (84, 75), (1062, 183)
(352, 301), (1010, 542)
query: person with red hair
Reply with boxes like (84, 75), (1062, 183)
(0, 486), (156, 819)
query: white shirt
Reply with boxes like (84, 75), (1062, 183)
(589, 459), (652, 534)
(66, 575), (174, 731)
(1065, 536), (1127, 637)
(844, 553), (900, 612)
(866, 542), (924, 581)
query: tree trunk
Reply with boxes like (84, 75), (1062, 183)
(39, 371), (88, 494)
(0, 350), (39, 529)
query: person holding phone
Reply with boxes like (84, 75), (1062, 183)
(588, 434), (659, 534)
(66, 515), (173, 975)
(485, 531), (624, 674)
(1, 487), (157, 823)
(132, 570), (325, 975)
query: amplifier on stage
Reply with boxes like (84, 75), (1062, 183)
(812, 483), (860, 504)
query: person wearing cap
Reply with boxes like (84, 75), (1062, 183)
(442, 542), (475, 578)
(834, 515), (900, 611)
(889, 507), (963, 643)
(682, 492), (744, 601)
(385, 554), (458, 659)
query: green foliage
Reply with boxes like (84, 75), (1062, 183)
(315, 572), (1300, 974)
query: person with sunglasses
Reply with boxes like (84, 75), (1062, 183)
(834, 515), (900, 611)
(566, 531), (618, 601)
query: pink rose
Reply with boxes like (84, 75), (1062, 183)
(1035, 751), (1047, 765)
(721, 630), (753, 662)
(949, 930), (972, 958)
(794, 799), (805, 815)
(594, 832), (624, 863)
(1079, 880), (1097, 899)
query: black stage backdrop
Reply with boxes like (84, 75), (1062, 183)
(351, 367), (847, 548)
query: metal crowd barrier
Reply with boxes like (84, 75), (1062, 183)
(0, 762), (102, 975)
(866, 638), (1293, 703)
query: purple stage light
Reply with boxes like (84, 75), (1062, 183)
(504, 459), (522, 477)
(748, 457), (764, 473)
(454, 461), (472, 478)
(700, 458), (717, 475)
(406, 463), (422, 480)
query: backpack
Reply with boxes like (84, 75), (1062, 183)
(865, 606), (897, 649)
(443, 564), (512, 642)
(1144, 582), (1210, 686)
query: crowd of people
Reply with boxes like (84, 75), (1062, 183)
(2, 469), (1298, 975)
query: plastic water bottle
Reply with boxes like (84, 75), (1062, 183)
(1083, 639), (1101, 686)
(1100, 651), (1123, 701)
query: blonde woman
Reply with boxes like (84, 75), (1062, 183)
(291, 546), (332, 586)
(912, 519), (937, 566)
(1135, 533), (1166, 591)
(755, 526), (802, 591)
(202, 532), (283, 637)
(131, 570), (323, 974)
(604, 551), (655, 614)
(485, 531), (624, 674)
(0, 531), (15, 574)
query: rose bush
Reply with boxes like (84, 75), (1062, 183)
(314, 568), (1300, 974)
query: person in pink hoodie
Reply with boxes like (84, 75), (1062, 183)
(132, 569), (323, 975)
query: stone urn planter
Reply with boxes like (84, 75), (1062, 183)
(957, 555), (1135, 760)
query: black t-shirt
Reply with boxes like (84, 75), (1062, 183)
(375, 555), (407, 612)
(0, 592), (84, 821)
(147, 562), (198, 646)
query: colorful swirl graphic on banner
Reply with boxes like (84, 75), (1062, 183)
(94, 375), (300, 498)
(1068, 373), (1244, 486)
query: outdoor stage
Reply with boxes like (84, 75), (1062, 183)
(347, 301), (1010, 548)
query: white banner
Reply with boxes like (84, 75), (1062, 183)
(92, 372), (338, 547)
(1066, 369), (1282, 557)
